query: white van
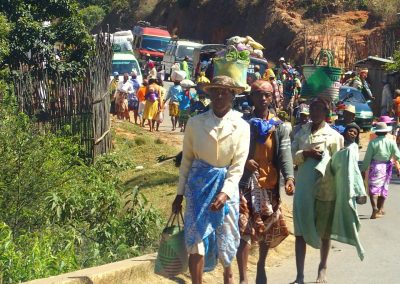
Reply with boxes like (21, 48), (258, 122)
(111, 53), (143, 85)
(162, 40), (203, 80)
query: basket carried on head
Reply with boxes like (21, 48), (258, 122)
(154, 211), (188, 278)
(213, 45), (250, 88)
(301, 49), (342, 103)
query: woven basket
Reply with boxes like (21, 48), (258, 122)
(213, 45), (250, 88)
(154, 212), (188, 278)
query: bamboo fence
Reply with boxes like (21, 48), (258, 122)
(12, 33), (113, 162)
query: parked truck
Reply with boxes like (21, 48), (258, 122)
(132, 21), (171, 72)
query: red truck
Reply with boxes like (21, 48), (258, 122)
(132, 21), (171, 72)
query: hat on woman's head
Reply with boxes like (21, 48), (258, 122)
(299, 104), (310, 115)
(199, 75), (245, 95)
(345, 122), (361, 134)
(113, 71), (119, 77)
(344, 104), (356, 114)
(310, 96), (330, 111)
(250, 80), (273, 94)
(377, 115), (395, 124)
(372, 122), (392, 133)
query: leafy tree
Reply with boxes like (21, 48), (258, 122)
(386, 49), (400, 72)
(0, 0), (94, 77)
(0, 14), (11, 97)
(79, 5), (106, 31)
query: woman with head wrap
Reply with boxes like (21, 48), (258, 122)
(236, 80), (295, 284)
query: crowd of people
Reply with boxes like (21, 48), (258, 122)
(108, 56), (400, 284)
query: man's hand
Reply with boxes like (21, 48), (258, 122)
(303, 148), (323, 161)
(245, 159), (259, 172)
(285, 179), (295, 196)
(210, 192), (229, 211)
(172, 195), (183, 213)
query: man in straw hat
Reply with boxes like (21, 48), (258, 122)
(361, 122), (400, 219)
(236, 80), (295, 284)
(172, 75), (250, 284)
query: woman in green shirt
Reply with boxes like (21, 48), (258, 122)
(361, 122), (400, 219)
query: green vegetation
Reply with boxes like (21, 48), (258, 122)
(365, 0), (400, 24)
(0, 1), (93, 77)
(0, 96), (180, 283)
(386, 49), (400, 72)
(110, 121), (180, 216)
(79, 5), (107, 31)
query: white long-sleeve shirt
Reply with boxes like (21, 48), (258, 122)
(177, 109), (250, 199)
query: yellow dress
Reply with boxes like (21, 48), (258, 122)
(143, 83), (160, 120)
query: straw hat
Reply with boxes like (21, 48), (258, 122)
(299, 104), (310, 115)
(344, 104), (356, 114)
(199, 75), (245, 95)
(372, 122), (392, 133)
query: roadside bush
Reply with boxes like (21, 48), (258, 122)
(0, 96), (163, 282)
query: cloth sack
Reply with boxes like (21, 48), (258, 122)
(156, 111), (164, 123)
(154, 212), (188, 278)
(171, 70), (187, 82)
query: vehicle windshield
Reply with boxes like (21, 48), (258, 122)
(112, 40), (133, 52)
(177, 46), (196, 59)
(339, 88), (366, 103)
(142, 36), (170, 52)
(111, 60), (140, 76)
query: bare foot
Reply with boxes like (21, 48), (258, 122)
(316, 265), (327, 283)
(290, 273), (304, 284)
(378, 209), (385, 215)
(370, 209), (379, 219)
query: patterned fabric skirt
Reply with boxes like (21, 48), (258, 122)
(239, 172), (289, 248)
(184, 159), (240, 271)
(169, 102), (179, 117)
(368, 160), (392, 198)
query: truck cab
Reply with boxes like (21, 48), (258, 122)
(132, 21), (171, 71)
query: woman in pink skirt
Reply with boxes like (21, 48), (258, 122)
(361, 122), (400, 219)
